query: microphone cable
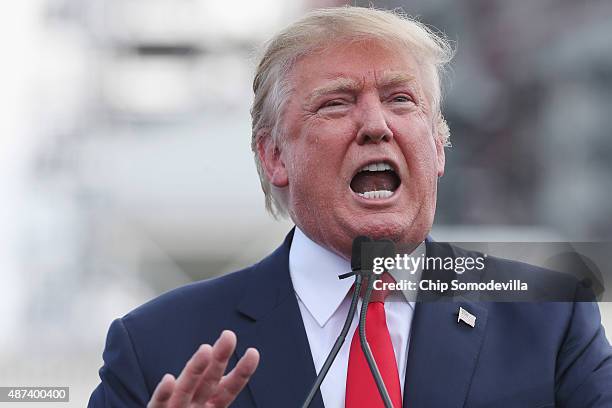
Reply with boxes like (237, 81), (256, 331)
(358, 273), (393, 408)
(300, 272), (363, 408)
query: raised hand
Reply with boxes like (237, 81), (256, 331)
(147, 330), (259, 408)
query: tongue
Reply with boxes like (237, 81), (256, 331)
(350, 170), (399, 194)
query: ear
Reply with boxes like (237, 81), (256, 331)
(257, 130), (289, 187)
(434, 112), (447, 177)
(435, 136), (446, 177)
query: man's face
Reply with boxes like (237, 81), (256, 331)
(261, 40), (445, 258)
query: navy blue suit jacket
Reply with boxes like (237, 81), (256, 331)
(89, 231), (612, 407)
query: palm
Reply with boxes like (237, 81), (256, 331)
(148, 331), (259, 408)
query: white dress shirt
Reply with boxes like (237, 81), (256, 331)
(289, 227), (424, 408)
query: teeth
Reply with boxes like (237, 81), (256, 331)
(357, 190), (394, 199)
(360, 162), (392, 172)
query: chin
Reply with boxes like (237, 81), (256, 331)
(343, 212), (409, 241)
(346, 206), (433, 244)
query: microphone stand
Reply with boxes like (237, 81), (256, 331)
(358, 273), (393, 408)
(300, 236), (393, 408)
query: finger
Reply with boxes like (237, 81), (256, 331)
(192, 330), (237, 404)
(147, 373), (175, 408)
(207, 348), (260, 408)
(168, 344), (213, 406)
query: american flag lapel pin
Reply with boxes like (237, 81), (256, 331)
(458, 307), (476, 328)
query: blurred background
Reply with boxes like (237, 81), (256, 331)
(1, 0), (611, 406)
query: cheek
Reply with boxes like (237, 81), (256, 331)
(286, 144), (337, 196)
(291, 122), (353, 179)
(397, 127), (439, 178)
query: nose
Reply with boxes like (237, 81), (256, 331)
(355, 99), (393, 145)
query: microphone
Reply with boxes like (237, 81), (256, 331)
(337, 235), (372, 280)
(351, 235), (371, 272)
(300, 236), (370, 408)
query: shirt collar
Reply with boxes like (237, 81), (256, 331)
(289, 227), (423, 328)
(289, 227), (353, 327)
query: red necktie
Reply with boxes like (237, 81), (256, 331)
(345, 273), (402, 408)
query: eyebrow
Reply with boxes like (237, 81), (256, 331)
(378, 72), (418, 90)
(305, 77), (362, 106)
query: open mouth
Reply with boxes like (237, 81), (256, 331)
(350, 161), (401, 199)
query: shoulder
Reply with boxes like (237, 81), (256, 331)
(121, 264), (256, 333)
(444, 242), (590, 302)
(93, 228), (295, 395)
(115, 229), (293, 352)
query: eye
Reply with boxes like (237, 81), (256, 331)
(320, 99), (347, 109)
(390, 94), (413, 103)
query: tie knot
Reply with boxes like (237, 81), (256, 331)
(360, 272), (395, 303)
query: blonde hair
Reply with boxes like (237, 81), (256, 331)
(251, 6), (454, 217)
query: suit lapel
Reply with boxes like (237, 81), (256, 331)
(403, 300), (488, 407)
(403, 240), (489, 407)
(235, 229), (325, 408)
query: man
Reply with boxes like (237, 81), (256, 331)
(89, 7), (612, 408)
